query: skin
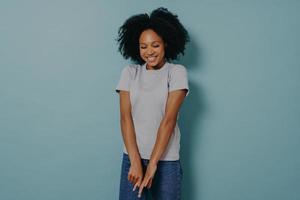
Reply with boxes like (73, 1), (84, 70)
(118, 29), (187, 198)
(139, 29), (166, 70)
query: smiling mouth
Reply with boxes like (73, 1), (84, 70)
(147, 56), (157, 62)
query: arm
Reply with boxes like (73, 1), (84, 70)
(119, 91), (140, 162)
(150, 90), (186, 165)
(138, 89), (187, 197)
(119, 91), (143, 186)
(149, 89), (187, 164)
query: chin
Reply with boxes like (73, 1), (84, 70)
(147, 62), (157, 67)
(147, 60), (160, 67)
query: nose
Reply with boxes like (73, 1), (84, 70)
(146, 48), (154, 55)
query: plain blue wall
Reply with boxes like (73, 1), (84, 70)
(0, 0), (299, 199)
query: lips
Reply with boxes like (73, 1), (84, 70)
(147, 56), (157, 62)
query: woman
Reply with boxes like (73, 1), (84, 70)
(115, 7), (190, 200)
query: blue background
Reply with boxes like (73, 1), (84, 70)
(0, 0), (299, 199)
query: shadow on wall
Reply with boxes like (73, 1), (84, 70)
(179, 34), (208, 200)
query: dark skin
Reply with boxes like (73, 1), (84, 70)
(118, 29), (187, 198)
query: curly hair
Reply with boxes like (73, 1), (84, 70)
(116, 7), (190, 64)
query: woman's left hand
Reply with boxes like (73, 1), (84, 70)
(138, 162), (157, 198)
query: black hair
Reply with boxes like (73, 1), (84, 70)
(116, 7), (190, 64)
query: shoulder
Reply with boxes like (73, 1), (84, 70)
(122, 64), (140, 77)
(168, 63), (188, 75)
(124, 63), (139, 70)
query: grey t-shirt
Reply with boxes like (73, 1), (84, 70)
(116, 62), (189, 160)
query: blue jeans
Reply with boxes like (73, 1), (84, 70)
(119, 153), (183, 200)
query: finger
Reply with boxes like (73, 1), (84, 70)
(138, 186), (143, 198)
(132, 176), (137, 184)
(133, 181), (139, 191)
(133, 177), (139, 185)
(138, 178), (150, 198)
(134, 176), (140, 186)
(146, 178), (153, 189)
(138, 181), (146, 198)
(129, 175), (135, 184)
(131, 176), (136, 184)
(128, 174), (132, 182)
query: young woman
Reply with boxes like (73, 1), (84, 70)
(115, 7), (190, 200)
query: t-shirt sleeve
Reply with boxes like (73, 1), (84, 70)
(115, 66), (132, 93)
(168, 65), (189, 96)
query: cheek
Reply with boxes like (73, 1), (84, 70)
(158, 48), (165, 57)
(140, 49), (146, 57)
(139, 49), (146, 57)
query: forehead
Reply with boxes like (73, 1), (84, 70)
(139, 29), (163, 43)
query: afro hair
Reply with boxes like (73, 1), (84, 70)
(116, 7), (190, 65)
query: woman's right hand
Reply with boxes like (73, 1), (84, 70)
(128, 160), (144, 190)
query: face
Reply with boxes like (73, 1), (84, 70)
(139, 29), (166, 69)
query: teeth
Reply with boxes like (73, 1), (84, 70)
(147, 56), (156, 62)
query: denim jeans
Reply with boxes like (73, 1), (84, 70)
(119, 153), (183, 200)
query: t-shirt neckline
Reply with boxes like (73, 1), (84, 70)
(143, 61), (169, 73)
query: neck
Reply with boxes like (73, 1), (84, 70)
(146, 59), (166, 70)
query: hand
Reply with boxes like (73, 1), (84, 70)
(138, 162), (157, 198)
(128, 161), (143, 191)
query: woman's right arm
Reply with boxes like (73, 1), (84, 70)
(119, 91), (143, 187)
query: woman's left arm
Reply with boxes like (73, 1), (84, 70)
(149, 89), (187, 165)
(138, 89), (187, 197)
